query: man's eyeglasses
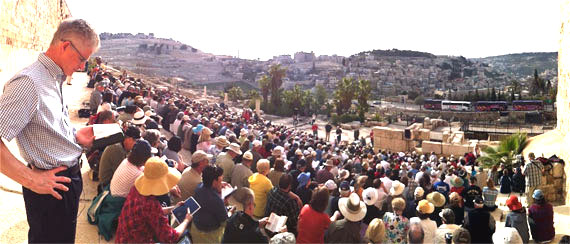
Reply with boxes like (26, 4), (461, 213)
(61, 39), (87, 63)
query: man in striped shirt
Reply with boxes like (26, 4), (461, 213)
(523, 152), (544, 206)
(0, 19), (99, 243)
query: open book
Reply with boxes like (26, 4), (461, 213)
(221, 185), (237, 200)
(92, 124), (124, 149)
(266, 212), (287, 233)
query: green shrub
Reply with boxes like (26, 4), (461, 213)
(332, 113), (360, 124)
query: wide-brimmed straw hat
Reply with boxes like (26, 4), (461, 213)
(135, 157), (181, 196)
(363, 187), (378, 206)
(416, 199), (435, 214)
(272, 146), (284, 156)
(243, 151), (253, 161)
(132, 111), (147, 125)
(451, 176), (464, 187)
(323, 159), (334, 167)
(390, 180), (405, 196)
(426, 191), (446, 207)
(216, 136), (230, 148)
(339, 193), (367, 222)
(226, 143), (242, 155)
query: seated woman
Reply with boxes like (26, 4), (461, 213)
(482, 178), (498, 211)
(110, 140), (152, 198)
(115, 157), (191, 243)
(163, 136), (186, 172)
(297, 186), (341, 243)
(528, 189), (555, 243)
(191, 165), (228, 243)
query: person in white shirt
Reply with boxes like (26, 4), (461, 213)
(434, 208), (461, 244)
(110, 140), (152, 197)
(410, 200), (437, 244)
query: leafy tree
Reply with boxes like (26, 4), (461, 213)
(269, 64), (287, 107)
(510, 88), (516, 101)
(334, 77), (357, 114)
(477, 133), (528, 169)
(227, 86), (243, 101)
(258, 75), (270, 105)
(248, 89), (260, 100)
(356, 79), (371, 121)
(474, 89), (480, 101)
(491, 87), (497, 100)
(414, 95), (425, 105)
(407, 90), (419, 100)
(282, 85), (304, 113)
(315, 85), (328, 109)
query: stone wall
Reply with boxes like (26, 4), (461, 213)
(523, 0), (570, 204)
(0, 0), (71, 90)
(372, 126), (477, 156)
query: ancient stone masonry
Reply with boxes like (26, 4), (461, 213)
(522, 0), (570, 204)
(0, 0), (70, 50)
(372, 118), (479, 157)
(0, 0), (71, 88)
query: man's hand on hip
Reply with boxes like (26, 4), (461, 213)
(28, 166), (72, 200)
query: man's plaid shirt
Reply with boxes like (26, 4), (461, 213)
(524, 160), (543, 187)
(264, 187), (300, 235)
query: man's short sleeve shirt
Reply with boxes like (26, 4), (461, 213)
(0, 53), (82, 169)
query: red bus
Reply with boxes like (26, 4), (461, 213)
(512, 100), (543, 111)
(474, 101), (508, 111)
(423, 99), (442, 110)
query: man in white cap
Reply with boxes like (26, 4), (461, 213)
(174, 150), (212, 203)
(231, 151), (254, 188)
(324, 193), (366, 243)
(216, 143), (242, 183)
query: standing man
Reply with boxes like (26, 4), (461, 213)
(0, 19), (99, 243)
(336, 126), (342, 145)
(325, 123), (332, 142)
(523, 152), (543, 206)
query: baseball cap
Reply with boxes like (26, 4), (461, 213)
(339, 180), (350, 192)
(532, 189), (544, 200)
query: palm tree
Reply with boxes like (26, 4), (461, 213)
(477, 133), (528, 169)
(258, 75), (270, 105)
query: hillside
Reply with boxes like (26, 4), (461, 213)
(94, 33), (557, 98)
(473, 52), (557, 79)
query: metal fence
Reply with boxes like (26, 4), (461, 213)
(463, 121), (554, 135)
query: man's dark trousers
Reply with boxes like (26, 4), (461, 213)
(23, 165), (82, 243)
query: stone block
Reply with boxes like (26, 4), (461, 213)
(419, 129), (431, 141)
(554, 178), (564, 188)
(373, 127), (389, 138)
(442, 131), (450, 143)
(341, 123), (352, 130)
(390, 129), (404, 140)
(422, 141), (442, 155)
(411, 129), (421, 141)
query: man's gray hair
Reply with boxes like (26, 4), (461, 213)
(408, 222), (424, 244)
(50, 19), (100, 49)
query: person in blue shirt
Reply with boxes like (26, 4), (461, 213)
(433, 174), (450, 196)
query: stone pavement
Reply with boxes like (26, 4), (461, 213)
(1, 72), (569, 243)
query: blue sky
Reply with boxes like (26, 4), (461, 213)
(67, 0), (560, 60)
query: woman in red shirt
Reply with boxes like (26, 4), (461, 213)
(297, 186), (341, 243)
